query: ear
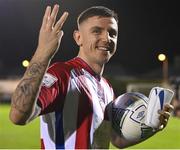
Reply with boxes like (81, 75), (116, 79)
(73, 30), (83, 46)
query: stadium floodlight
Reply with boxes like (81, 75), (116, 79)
(158, 53), (168, 83)
(158, 54), (166, 62)
(22, 60), (29, 68)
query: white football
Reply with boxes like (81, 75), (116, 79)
(107, 92), (154, 142)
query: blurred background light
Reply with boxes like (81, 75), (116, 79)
(158, 54), (166, 62)
(22, 60), (29, 68)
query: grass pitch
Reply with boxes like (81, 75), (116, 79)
(0, 104), (40, 149)
(1, 104), (180, 149)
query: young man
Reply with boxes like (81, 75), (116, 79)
(9, 5), (173, 149)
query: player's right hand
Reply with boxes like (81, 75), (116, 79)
(36, 4), (68, 59)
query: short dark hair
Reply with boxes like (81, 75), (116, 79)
(77, 6), (118, 27)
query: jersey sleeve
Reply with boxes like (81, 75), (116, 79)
(37, 62), (70, 115)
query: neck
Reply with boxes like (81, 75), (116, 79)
(77, 53), (104, 76)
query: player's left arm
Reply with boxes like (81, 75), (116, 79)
(110, 103), (174, 148)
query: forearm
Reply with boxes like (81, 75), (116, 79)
(9, 50), (51, 125)
(9, 5), (68, 125)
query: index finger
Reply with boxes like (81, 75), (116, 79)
(54, 12), (69, 32)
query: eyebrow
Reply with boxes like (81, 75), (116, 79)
(90, 26), (102, 31)
(90, 26), (118, 34)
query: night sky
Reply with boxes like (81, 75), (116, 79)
(0, 0), (180, 77)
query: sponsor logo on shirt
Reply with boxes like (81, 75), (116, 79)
(42, 73), (58, 88)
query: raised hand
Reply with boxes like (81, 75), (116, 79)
(37, 4), (68, 59)
(10, 5), (68, 125)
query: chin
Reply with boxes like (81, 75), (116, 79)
(104, 55), (112, 63)
(101, 57), (111, 64)
(96, 53), (112, 64)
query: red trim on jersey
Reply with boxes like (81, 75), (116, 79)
(75, 91), (93, 148)
(41, 138), (45, 149)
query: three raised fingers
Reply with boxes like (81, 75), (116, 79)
(41, 4), (68, 31)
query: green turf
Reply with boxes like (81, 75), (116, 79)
(0, 104), (40, 149)
(110, 117), (180, 149)
(1, 104), (180, 149)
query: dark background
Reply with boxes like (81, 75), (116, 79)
(0, 0), (180, 77)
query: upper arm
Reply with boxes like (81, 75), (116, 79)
(38, 63), (70, 115)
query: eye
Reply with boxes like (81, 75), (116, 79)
(109, 29), (117, 38)
(92, 29), (101, 34)
(91, 27), (102, 34)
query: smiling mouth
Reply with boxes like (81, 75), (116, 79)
(96, 46), (111, 52)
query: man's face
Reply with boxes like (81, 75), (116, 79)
(76, 16), (118, 65)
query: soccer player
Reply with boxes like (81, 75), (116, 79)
(9, 4), (173, 149)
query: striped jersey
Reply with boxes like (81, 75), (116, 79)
(36, 57), (114, 149)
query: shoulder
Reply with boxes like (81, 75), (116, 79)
(48, 58), (80, 73)
(45, 58), (81, 82)
(49, 61), (71, 72)
(48, 60), (74, 75)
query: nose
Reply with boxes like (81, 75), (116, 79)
(101, 31), (111, 42)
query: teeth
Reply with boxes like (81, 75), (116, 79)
(97, 47), (109, 51)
